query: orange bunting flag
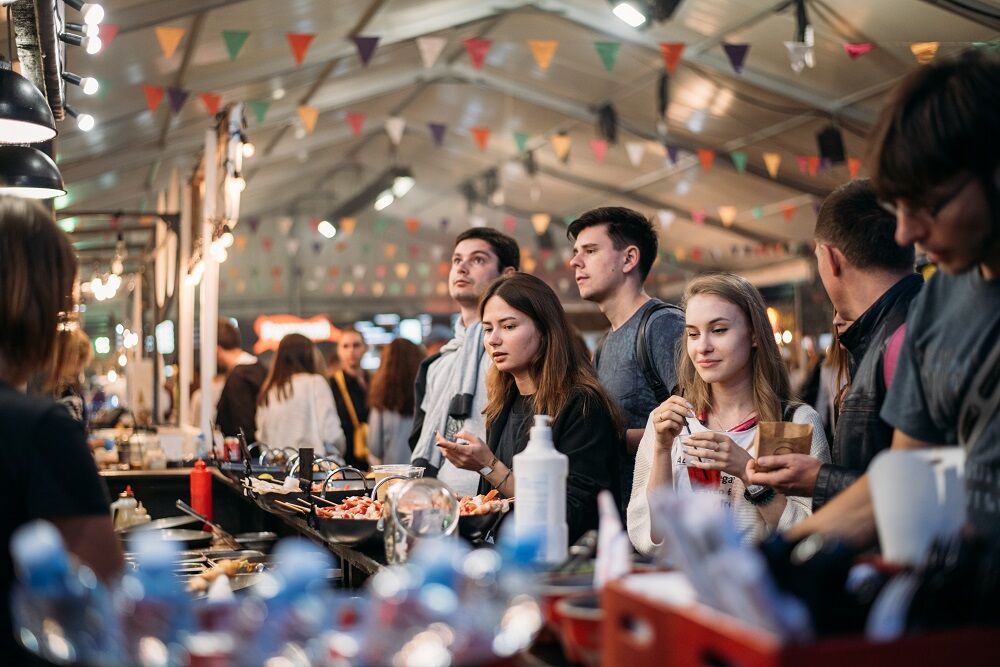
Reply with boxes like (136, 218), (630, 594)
(471, 126), (490, 151)
(527, 39), (559, 71)
(782, 204), (796, 221)
(463, 38), (492, 71)
(718, 206), (738, 227)
(659, 43), (685, 74)
(287, 33), (316, 65)
(531, 213), (551, 235)
(199, 93), (221, 116)
(590, 138), (608, 162)
(910, 42), (939, 64)
(341, 217), (357, 235)
(297, 105), (319, 134)
(697, 148), (716, 171)
(807, 156), (820, 177)
(395, 263), (409, 279)
(154, 26), (185, 59)
(384, 243), (398, 259)
(848, 157), (862, 179)
(405, 218), (420, 234)
(551, 134), (572, 162)
(763, 152), (781, 178)
(142, 85), (164, 113)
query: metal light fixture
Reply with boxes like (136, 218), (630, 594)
(65, 104), (95, 132)
(0, 145), (66, 199)
(611, 2), (647, 27)
(66, 21), (99, 38)
(0, 61), (57, 144)
(64, 0), (105, 26)
(63, 71), (99, 95)
(391, 167), (415, 198)
(59, 31), (102, 55)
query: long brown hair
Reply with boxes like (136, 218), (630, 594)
(677, 273), (792, 423)
(369, 338), (424, 415)
(258, 333), (322, 406)
(0, 197), (78, 387)
(479, 273), (622, 431)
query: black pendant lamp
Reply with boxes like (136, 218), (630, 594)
(0, 60), (57, 145)
(0, 145), (66, 199)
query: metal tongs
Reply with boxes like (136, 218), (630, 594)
(175, 499), (240, 550)
(555, 529), (599, 575)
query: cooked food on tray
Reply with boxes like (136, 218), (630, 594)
(315, 496), (384, 520)
(186, 558), (255, 593)
(458, 490), (512, 516)
(247, 476), (301, 495)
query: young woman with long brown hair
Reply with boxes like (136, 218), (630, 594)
(367, 338), (424, 466)
(627, 273), (830, 553)
(256, 333), (346, 461)
(436, 272), (621, 542)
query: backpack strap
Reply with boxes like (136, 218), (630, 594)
(637, 301), (682, 404)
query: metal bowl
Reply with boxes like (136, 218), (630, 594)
(234, 531), (278, 552)
(127, 528), (212, 550)
(458, 510), (507, 542)
(313, 517), (382, 546)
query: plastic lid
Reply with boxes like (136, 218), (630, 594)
(125, 484), (134, 496)
(529, 414), (553, 443)
(194, 459), (207, 470)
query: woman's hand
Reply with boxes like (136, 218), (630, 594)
(435, 431), (493, 472)
(682, 431), (752, 483)
(650, 395), (694, 451)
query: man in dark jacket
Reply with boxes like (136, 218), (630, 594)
(214, 320), (268, 443)
(747, 179), (921, 508)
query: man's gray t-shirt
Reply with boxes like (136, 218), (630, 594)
(597, 299), (686, 505)
(881, 268), (1000, 537)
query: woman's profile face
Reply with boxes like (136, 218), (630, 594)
(482, 295), (542, 378)
(684, 293), (754, 385)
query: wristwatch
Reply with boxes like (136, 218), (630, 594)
(744, 483), (776, 506)
(479, 455), (498, 477)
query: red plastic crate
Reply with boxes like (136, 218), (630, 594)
(602, 579), (1000, 667)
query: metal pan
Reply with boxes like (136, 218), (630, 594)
(120, 516), (199, 533)
(313, 517), (382, 546)
(127, 529), (213, 550)
(458, 510), (507, 542)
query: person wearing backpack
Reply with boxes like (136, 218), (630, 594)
(568, 207), (685, 514)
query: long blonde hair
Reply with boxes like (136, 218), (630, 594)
(677, 273), (792, 422)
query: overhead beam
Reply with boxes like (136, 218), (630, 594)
(916, 0), (1000, 31)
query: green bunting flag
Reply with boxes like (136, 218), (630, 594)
(594, 41), (621, 72)
(248, 100), (270, 124)
(222, 31), (250, 61)
(730, 151), (748, 174)
(514, 131), (529, 153)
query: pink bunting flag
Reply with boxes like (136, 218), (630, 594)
(286, 33), (316, 65)
(503, 216), (516, 233)
(99, 24), (120, 49)
(463, 38), (492, 71)
(796, 155), (809, 174)
(691, 209), (706, 225)
(261, 237), (273, 252)
(844, 42), (875, 59)
(722, 43), (750, 74)
(352, 36), (380, 66)
(589, 138), (608, 163)
(346, 112), (365, 136)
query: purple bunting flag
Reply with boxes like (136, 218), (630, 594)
(352, 36), (380, 66)
(722, 43), (750, 74)
(167, 87), (190, 113)
(428, 122), (447, 146)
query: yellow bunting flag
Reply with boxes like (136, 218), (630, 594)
(297, 105), (319, 134)
(341, 217), (356, 235)
(763, 152), (782, 178)
(718, 206), (738, 227)
(910, 42), (939, 64)
(395, 263), (409, 279)
(527, 40), (559, 71)
(531, 213), (551, 235)
(551, 134), (572, 162)
(154, 26), (185, 59)
(384, 243), (398, 259)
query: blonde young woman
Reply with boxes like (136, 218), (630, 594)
(627, 273), (830, 553)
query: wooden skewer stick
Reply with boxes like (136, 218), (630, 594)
(274, 500), (309, 514)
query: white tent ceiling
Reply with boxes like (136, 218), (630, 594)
(7, 0), (996, 322)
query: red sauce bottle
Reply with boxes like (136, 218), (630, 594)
(190, 459), (213, 530)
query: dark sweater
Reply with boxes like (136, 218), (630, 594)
(215, 361), (268, 442)
(330, 371), (369, 470)
(480, 387), (621, 544)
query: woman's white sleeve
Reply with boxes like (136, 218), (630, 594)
(627, 414), (663, 556)
(776, 405), (833, 531)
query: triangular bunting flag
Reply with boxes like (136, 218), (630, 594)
(395, 263), (410, 279)
(247, 217), (261, 233)
(796, 155), (809, 174)
(142, 85), (164, 113)
(235, 236), (248, 251)
(625, 141), (645, 167)
(311, 241), (323, 255)
(286, 33), (316, 65)
(531, 213), (551, 235)
(594, 41), (621, 72)
(844, 42), (874, 59)
(385, 116), (406, 145)
(463, 38), (492, 71)
(428, 122), (447, 146)
(405, 218), (420, 234)
(697, 148), (715, 171)
(665, 144), (681, 165)
(199, 93), (221, 116)
(513, 131), (529, 153)
(296, 105), (319, 134)
(691, 209), (706, 225)
(751, 206), (764, 220)
(248, 100), (270, 124)
(784, 41), (814, 74)
(590, 138), (608, 162)
(848, 157), (862, 179)
(261, 237), (273, 252)
(763, 152), (781, 178)
(278, 216), (293, 236)
(722, 43), (750, 74)
(910, 42), (939, 64)
(659, 42), (685, 74)
(166, 87), (190, 113)
(341, 217), (356, 235)
(527, 39), (559, 71)
(730, 151), (748, 174)
(222, 30), (250, 61)
(551, 134), (572, 162)
(154, 26), (185, 59)
(352, 35), (380, 66)
(409, 245), (420, 259)
(384, 243), (398, 259)
(807, 156), (820, 177)
(98, 25), (120, 49)
(471, 126), (490, 151)
(417, 36), (447, 69)
(657, 209), (676, 232)
(718, 206), (738, 227)
(503, 216), (517, 233)
(783, 205), (796, 221)
(346, 111), (365, 137)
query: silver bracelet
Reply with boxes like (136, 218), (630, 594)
(494, 468), (512, 494)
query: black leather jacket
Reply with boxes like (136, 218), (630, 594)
(813, 273), (924, 511)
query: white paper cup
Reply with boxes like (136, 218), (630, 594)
(869, 450), (942, 566)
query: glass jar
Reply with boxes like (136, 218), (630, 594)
(383, 478), (459, 565)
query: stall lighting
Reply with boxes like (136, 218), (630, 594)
(0, 146), (66, 199)
(106, 369), (117, 382)
(65, 105), (95, 132)
(782, 330), (793, 344)
(232, 175), (246, 192)
(612, 2), (647, 27)
(59, 31), (103, 55)
(391, 174), (415, 198)
(118, 353), (127, 367)
(65, 0), (105, 26)
(66, 21), (99, 38)
(374, 189), (394, 211)
(186, 261), (204, 286)
(115, 324), (124, 334)
(0, 62), (57, 144)
(242, 142), (256, 158)
(62, 72), (99, 95)
(111, 257), (124, 275)
(95, 336), (110, 354)
(210, 241), (228, 263)
(220, 225), (234, 248)
(317, 219), (337, 239)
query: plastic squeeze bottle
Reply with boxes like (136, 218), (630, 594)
(513, 415), (568, 564)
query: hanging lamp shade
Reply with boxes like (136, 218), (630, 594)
(0, 145), (66, 199)
(0, 63), (57, 144)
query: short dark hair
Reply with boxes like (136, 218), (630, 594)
(815, 179), (915, 272)
(869, 49), (1000, 205)
(454, 228), (520, 271)
(218, 320), (241, 350)
(567, 206), (658, 281)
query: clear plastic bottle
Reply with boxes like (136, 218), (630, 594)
(512, 415), (568, 564)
